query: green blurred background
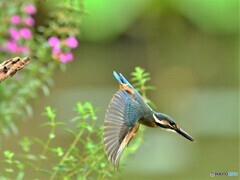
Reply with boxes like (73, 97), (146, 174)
(5, 0), (239, 179)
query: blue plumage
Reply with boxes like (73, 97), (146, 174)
(104, 71), (195, 169)
(113, 71), (122, 84)
(113, 71), (133, 88)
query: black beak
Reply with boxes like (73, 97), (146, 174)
(175, 128), (195, 142)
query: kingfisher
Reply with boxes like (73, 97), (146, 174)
(103, 71), (195, 169)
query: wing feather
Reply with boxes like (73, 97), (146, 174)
(103, 90), (142, 168)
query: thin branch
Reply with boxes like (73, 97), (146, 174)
(0, 57), (30, 83)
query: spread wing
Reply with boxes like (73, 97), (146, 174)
(103, 90), (143, 169)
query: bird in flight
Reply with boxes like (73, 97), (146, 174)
(103, 71), (195, 169)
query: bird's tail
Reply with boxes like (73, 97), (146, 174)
(113, 71), (133, 87)
(113, 71), (123, 83)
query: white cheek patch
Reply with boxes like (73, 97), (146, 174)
(153, 114), (170, 126)
(153, 114), (162, 124)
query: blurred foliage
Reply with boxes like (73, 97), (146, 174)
(37, 0), (83, 37)
(0, 0), (237, 136)
(81, 0), (151, 42)
(0, 0), (82, 136)
(81, 0), (238, 42)
(0, 103), (111, 179)
(0, 67), (154, 179)
(0, 0), (236, 178)
(169, 0), (239, 34)
(131, 67), (155, 108)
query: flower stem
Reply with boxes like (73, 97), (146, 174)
(50, 130), (83, 180)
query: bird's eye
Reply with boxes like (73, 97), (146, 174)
(170, 122), (175, 127)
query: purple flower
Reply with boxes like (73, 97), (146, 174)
(20, 28), (32, 39)
(9, 28), (21, 40)
(24, 17), (35, 26)
(48, 37), (60, 48)
(11, 15), (21, 24)
(7, 41), (19, 53)
(23, 4), (36, 14)
(59, 52), (74, 63)
(65, 36), (78, 48)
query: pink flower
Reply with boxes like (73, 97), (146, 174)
(66, 52), (73, 61)
(19, 46), (29, 53)
(9, 28), (21, 40)
(11, 15), (21, 24)
(23, 4), (36, 14)
(65, 37), (78, 48)
(59, 52), (74, 63)
(7, 41), (19, 53)
(24, 17), (35, 26)
(52, 46), (61, 54)
(48, 37), (60, 48)
(20, 28), (32, 39)
(59, 53), (67, 63)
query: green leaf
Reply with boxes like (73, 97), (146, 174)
(19, 137), (32, 152)
(52, 164), (69, 172)
(16, 172), (24, 180)
(63, 0), (82, 11)
(5, 168), (14, 173)
(70, 116), (81, 122)
(145, 86), (155, 90)
(66, 155), (76, 162)
(100, 162), (106, 168)
(77, 122), (89, 129)
(55, 121), (65, 126)
(66, 128), (77, 136)
(15, 161), (24, 170)
(75, 102), (85, 115)
(32, 138), (45, 147)
(44, 106), (56, 121)
(4, 150), (14, 159)
(51, 147), (64, 157)
(86, 141), (95, 149)
(41, 122), (52, 127)
(41, 85), (50, 96)
(25, 104), (33, 117)
(49, 133), (55, 139)
(105, 171), (113, 177)
(39, 155), (47, 160)
(25, 154), (38, 161)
